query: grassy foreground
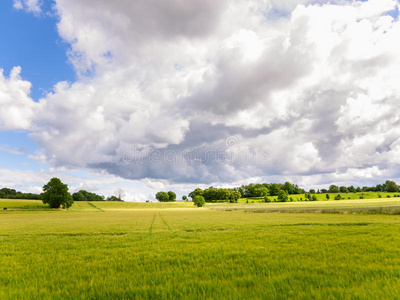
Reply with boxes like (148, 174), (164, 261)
(1, 200), (400, 299)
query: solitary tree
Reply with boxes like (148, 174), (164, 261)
(155, 191), (170, 202)
(182, 195), (188, 201)
(42, 178), (73, 208)
(193, 195), (205, 207)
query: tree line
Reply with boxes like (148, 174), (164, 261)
(184, 182), (306, 203)
(320, 180), (399, 193)
(161, 180), (400, 204)
(0, 188), (42, 200)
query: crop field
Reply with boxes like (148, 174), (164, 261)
(211, 198), (400, 214)
(240, 192), (400, 203)
(1, 199), (400, 299)
(0, 199), (49, 210)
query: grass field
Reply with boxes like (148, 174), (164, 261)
(1, 199), (400, 299)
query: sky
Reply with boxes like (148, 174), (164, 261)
(1, 0), (400, 201)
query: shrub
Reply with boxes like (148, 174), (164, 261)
(334, 194), (342, 200)
(311, 195), (317, 201)
(387, 195), (391, 198)
(359, 196), (364, 199)
(264, 197), (271, 203)
(378, 194), (382, 198)
(193, 196), (205, 207)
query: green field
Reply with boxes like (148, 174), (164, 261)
(0, 199), (49, 210)
(1, 199), (400, 299)
(211, 198), (400, 214)
(240, 192), (400, 203)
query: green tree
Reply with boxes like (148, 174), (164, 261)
(270, 184), (280, 196)
(348, 186), (356, 192)
(193, 195), (205, 207)
(326, 193), (330, 200)
(72, 191), (85, 202)
(189, 188), (203, 200)
(277, 190), (288, 202)
(282, 182), (294, 194)
(328, 185), (340, 193)
(155, 191), (169, 202)
(167, 191), (177, 202)
(182, 195), (187, 201)
(42, 178), (73, 209)
(386, 180), (398, 192)
(106, 196), (121, 201)
(229, 191), (241, 203)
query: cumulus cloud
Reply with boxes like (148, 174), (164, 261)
(6, 0), (400, 188)
(0, 67), (36, 130)
(13, 0), (42, 14)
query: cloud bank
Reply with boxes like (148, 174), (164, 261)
(5, 0), (400, 188)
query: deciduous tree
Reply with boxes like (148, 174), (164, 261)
(42, 178), (73, 209)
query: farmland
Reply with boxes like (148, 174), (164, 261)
(1, 198), (400, 299)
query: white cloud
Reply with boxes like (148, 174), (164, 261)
(0, 67), (36, 130)
(0, 145), (26, 155)
(13, 0), (42, 14)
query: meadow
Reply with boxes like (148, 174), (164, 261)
(1, 198), (400, 299)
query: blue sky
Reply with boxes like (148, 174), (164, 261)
(0, 1), (70, 175)
(1, 0), (400, 200)
(0, 1), (74, 101)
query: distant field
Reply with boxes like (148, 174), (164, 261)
(210, 198), (400, 214)
(92, 200), (194, 210)
(1, 200), (400, 299)
(239, 192), (400, 203)
(0, 199), (48, 210)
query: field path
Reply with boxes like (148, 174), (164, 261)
(158, 211), (174, 235)
(147, 210), (176, 236)
(148, 211), (157, 235)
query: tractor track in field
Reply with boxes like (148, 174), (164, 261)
(158, 211), (174, 235)
(88, 202), (104, 212)
(149, 211), (156, 235)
